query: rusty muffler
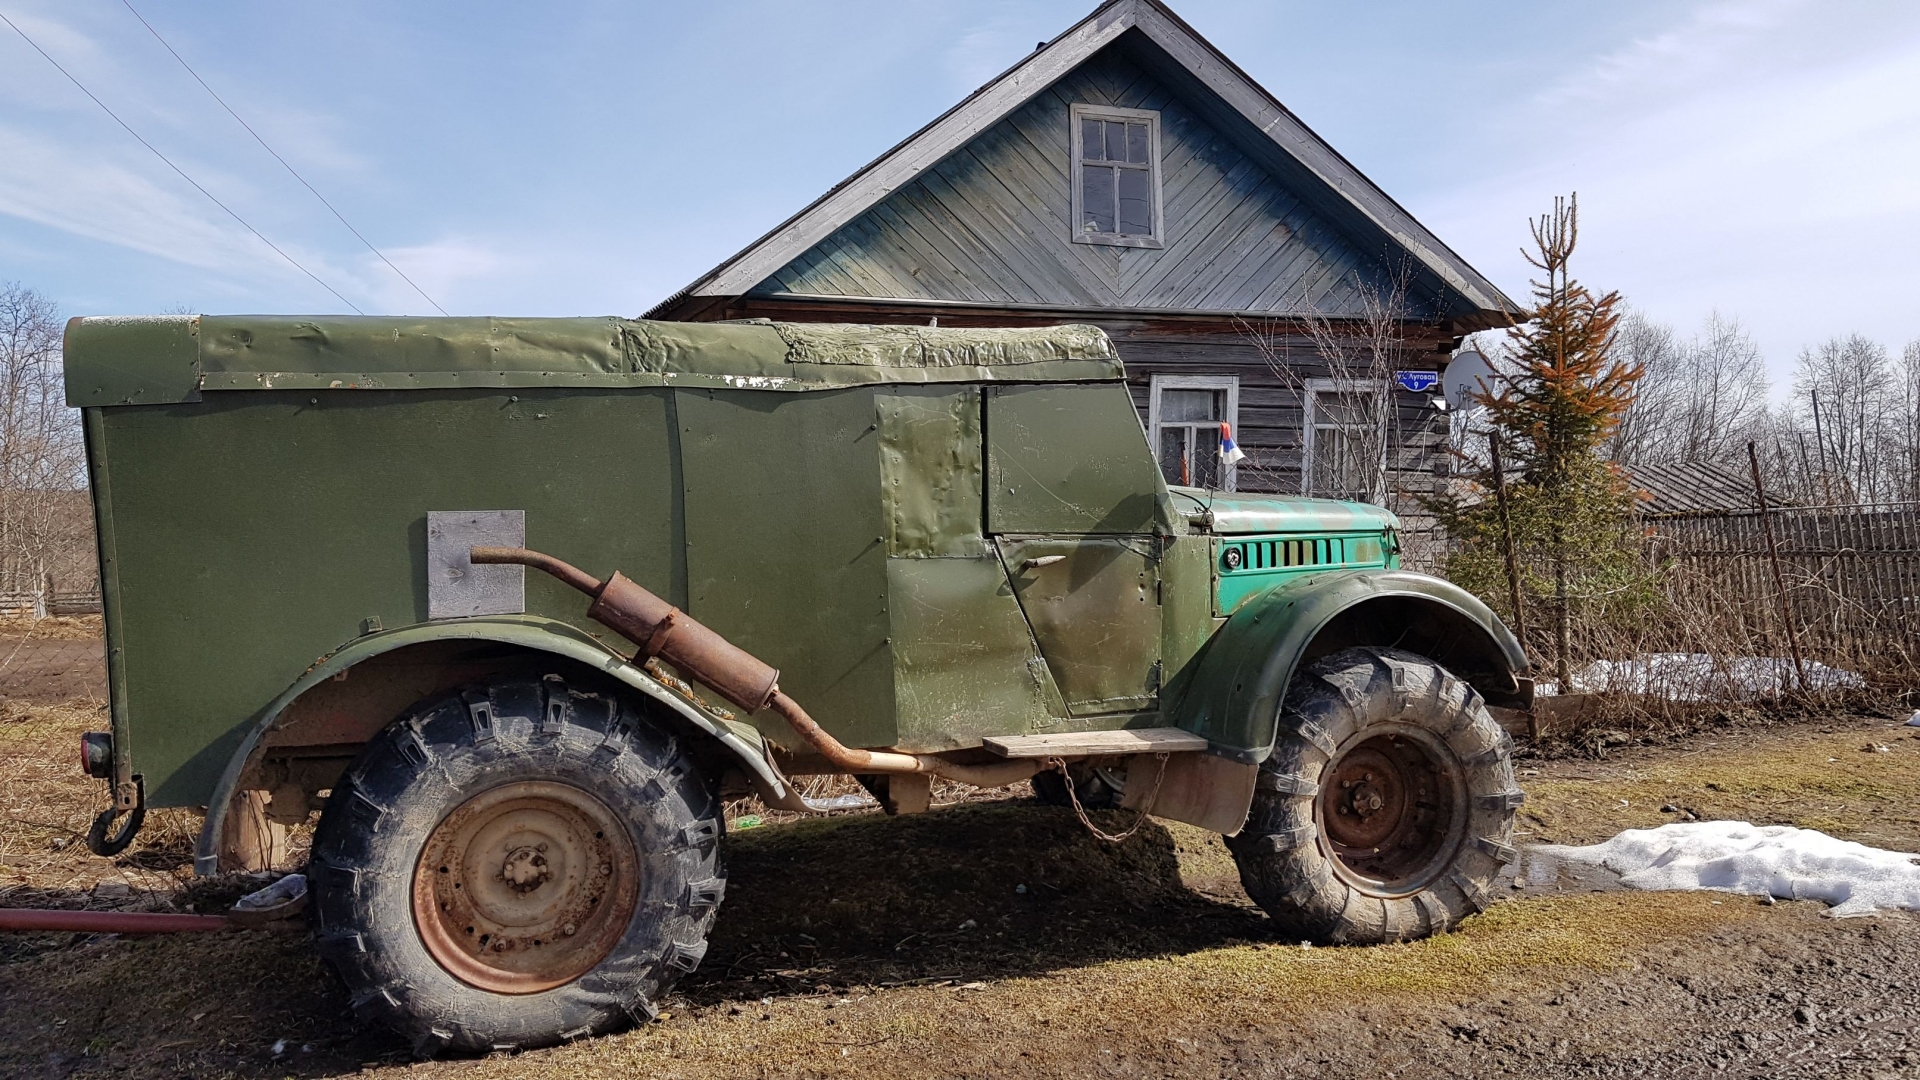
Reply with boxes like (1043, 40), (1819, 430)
(473, 547), (778, 713)
(470, 547), (1037, 789)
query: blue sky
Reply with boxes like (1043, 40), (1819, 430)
(3, 1), (1918, 394)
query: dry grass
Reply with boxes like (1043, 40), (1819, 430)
(399, 892), (1761, 1080)
(0, 698), (202, 911)
(0, 612), (104, 641)
(1520, 718), (1920, 849)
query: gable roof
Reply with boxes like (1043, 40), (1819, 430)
(648, 0), (1517, 326)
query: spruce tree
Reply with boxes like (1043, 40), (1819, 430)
(1435, 195), (1645, 688)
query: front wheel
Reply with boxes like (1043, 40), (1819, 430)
(1225, 647), (1522, 944)
(308, 675), (725, 1055)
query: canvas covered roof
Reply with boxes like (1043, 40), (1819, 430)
(649, 0), (1517, 326)
(64, 315), (1122, 407)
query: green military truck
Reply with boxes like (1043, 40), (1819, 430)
(66, 314), (1527, 1054)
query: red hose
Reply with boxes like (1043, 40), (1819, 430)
(0, 908), (234, 934)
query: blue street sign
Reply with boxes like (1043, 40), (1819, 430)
(1395, 370), (1440, 392)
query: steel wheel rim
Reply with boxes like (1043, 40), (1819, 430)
(412, 780), (639, 994)
(1314, 725), (1467, 897)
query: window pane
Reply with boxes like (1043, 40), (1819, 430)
(1313, 388), (1374, 426)
(1313, 429), (1370, 499)
(1160, 427), (1190, 486)
(1191, 425), (1222, 489)
(1126, 121), (1149, 164)
(1081, 164), (1116, 233)
(1104, 121), (1128, 164)
(1161, 388), (1219, 422)
(1080, 118), (1104, 162)
(1117, 168), (1152, 235)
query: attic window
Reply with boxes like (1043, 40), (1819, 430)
(1070, 104), (1163, 249)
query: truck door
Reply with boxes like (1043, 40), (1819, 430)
(985, 383), (1167, 716)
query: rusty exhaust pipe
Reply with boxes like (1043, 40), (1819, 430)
(471, 546), (1039, 789)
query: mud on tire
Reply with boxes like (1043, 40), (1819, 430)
(308, 675), (724, 1056)
(1225, 647), (1522, 944)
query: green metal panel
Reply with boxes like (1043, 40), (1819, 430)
(886, 555), (1065, 750)
(985, 383), (1167, 535)
(1168, 570), (1527, 764)
(1156, 531), (1219, 708)
(1213, 532), (1392, 615)
(89, 388), (681, 807)
(875, 387), (986, 559)
(996, 536), (1161, 715)
(66, 316), (201, 407)
(674, 386), (896, 751)
(65, 316), (1123, 406)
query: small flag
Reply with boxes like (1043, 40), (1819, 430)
(1219, 422), (1246, 466)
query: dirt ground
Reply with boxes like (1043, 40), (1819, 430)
(4, 632), (1919, 1078)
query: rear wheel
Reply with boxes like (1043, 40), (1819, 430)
(1225, 647), (1522, 944)
(309, 675), (724, 1055)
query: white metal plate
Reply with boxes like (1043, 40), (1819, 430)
(426, 510), (526, 619)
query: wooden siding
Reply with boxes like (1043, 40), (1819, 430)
(698, 295), (1456, 505)
(754, 47), (1426, 319)
(1110, 323), (1452, 499)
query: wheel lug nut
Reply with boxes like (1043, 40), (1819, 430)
(537, 842), (548, 852)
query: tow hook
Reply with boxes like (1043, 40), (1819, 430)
(86, 775), (145, 857)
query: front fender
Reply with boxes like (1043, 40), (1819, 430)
(193, 615), (794, 875)
(1170, 570), (1527, 765)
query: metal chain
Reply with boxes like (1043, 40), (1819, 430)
(1051, 752), (1170, 843)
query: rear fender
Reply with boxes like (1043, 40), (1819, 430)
(1170, 570), (1528, 766)
(193, 616), (796, 875)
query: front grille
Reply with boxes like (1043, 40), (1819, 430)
(1225, 537), (1345, 571)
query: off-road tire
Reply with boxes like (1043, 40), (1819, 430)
(308, 675), (724, 1056)
(1031, 762), (1125, 810)
(1225, 647), (1522, 944)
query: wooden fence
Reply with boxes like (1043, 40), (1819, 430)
(0, 590), (102, 617)
(1644, 502), (1920, 672)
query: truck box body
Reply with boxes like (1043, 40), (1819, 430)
(69, 315), (1291, 806)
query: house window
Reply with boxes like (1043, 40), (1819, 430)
(1070, 104), (1163, 249)
(1149, 375), (1238, 491)
(1302, 378), (1385, 500)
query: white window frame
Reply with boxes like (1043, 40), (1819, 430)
(1301, 377), (1387, 498)
(1148, 374), (1239, 492)
(1069, 103), (1165, 249)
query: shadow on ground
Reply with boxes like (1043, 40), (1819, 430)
(1, 799), (1267, 1078)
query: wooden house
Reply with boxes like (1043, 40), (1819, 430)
(648, 0), (1517, 503)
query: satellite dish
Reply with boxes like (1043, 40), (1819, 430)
(1443, 350), (1496, 411)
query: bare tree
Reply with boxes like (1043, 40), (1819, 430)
(1241, 267), (1419, 507)
(0, 282), (89, 606)
(1608, 310), (1768, 466)
(1793, 333), (1898, 502)
(1897, 339), (1920, 501)
(1604, 310), (1683, 465)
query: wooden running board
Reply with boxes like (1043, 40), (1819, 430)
(980, 728), (1208, 758)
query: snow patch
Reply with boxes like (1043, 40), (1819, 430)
(1536, 821), (1920, 917)
(1536, 652), (1864, 701)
